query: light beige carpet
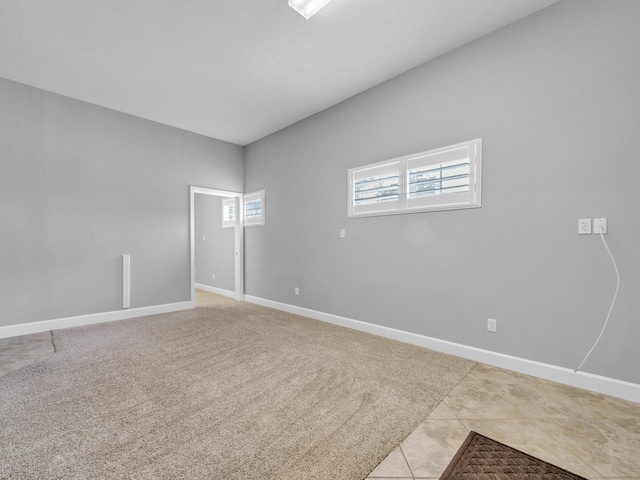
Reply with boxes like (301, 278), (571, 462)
(0, 300), (474, 479)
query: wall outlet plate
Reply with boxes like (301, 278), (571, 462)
(578, 218), (592, 235)
(594, 218), (607, 234)
(487, 318), (497, 333)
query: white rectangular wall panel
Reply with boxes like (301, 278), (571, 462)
(122, 254), (131, 309)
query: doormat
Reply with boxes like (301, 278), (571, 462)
(440, 431), (587, 480)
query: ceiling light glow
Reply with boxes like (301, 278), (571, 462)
(289, 0), (333, 20)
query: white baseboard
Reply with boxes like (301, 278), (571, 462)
(0, 301), (192, 339)
(245, 295), (640, 404)
(195, 283), (236, 298)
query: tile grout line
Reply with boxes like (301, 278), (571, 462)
(528, 416), (606, 479)
(399, 444), (416, 480)
(505, 376), (608, 479)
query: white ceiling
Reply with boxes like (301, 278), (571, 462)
(0, 0), (559, 146)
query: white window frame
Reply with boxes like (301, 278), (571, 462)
(243, 190), (265, 227)
(347, 139), (482, 218)
(222, 197), (236, 229)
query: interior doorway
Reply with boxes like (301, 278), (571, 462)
(189, 186), (243, 306)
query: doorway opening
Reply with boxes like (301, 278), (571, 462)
(189, 186), (244, 307)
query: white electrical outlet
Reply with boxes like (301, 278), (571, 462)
(294, 287), (299, 296)
(594, 218), (607, 234)
(212, 274), (215, 280)
(578, 218), (592, 235)
(487, 318), (497, 333)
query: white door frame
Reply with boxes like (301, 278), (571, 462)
(190, 186), (244, 305)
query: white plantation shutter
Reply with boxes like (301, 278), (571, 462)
(348, 160), (401, 216)
(222, 198), (236, 228)
(348, 139), (481, 218)
(243, 190), (265, 226)
(406, 140), (481, 211)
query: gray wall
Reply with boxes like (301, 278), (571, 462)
(244, 0), (640, 384)
(194, 194), (235, 292)
(0, 78), (243, 326)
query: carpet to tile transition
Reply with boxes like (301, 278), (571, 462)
(0, 301), (474, 480)
(440, 431), (587, 480)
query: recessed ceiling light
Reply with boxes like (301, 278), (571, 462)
(289, 0), (333, 20)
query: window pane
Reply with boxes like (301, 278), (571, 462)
(243, 190), (265, 226)
(222, 198), (236, 228)
(224, 204), (235, 222)
(353, 173), (399, 205)
(349, 160), (401, 216)
(245, 199), (262, 218)
(408, 160), (470, 199)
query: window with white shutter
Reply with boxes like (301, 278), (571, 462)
(348, 139), (481, 218)
(348, 160), (401, 217)
(222, 198), (236, 228)
(243, 190), (265, 227)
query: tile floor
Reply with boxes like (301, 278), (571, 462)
(2, 294), (639, 480)
(366, 363), (640, 480)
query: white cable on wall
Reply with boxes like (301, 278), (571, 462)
(574, 227), (620, 372)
